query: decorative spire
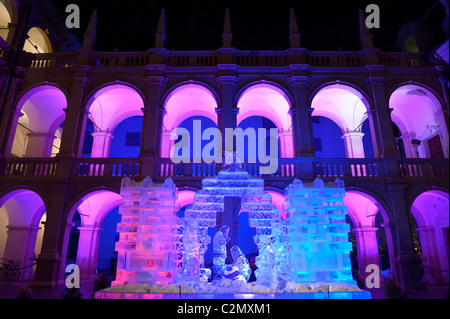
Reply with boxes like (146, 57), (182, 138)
(222, 9), (233, 48)
(82, 10), (97, 50)
(359, 9), (375, 49)
(154, 9), (166, 48)
(289, 8), (301, 48)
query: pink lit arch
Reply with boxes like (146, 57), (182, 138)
(85, 84), (145, 158)
(161, 83), (218, 158)
(236, 83), (294, 158)
(389, 84), (448, 158)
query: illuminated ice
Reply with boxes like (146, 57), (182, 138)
(284, 177), (354, 283)
(113, 177), (180, 285)
(212, 225), (230, 279)
(113, 168), (357, 294)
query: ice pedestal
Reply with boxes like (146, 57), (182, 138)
(284, 178), (354, 283)
(114, 177), (180, 285)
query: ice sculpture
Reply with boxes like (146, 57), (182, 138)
(114, 177), (180, 285)
(211, 225), (252, 284)
(113, 168), (355, 294)
(177, 214), (201, 281)
(284, 177), (354, 283)
(183, 163), (284, 286)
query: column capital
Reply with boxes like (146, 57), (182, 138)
(352, 226), (379, 233)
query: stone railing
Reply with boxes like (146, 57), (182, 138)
(21, 49), (432, 70)
(1, 157), (447, 184)
(315, 158), (383, 179)
(0, 158), (58, 177)
(75, 158), (141, 178)
(398, 158), (449, 178)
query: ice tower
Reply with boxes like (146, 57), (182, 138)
(114, 177), (180, 285)
(284, 178), (354, 283)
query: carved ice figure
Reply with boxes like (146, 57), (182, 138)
(254, 243), (277, 287)
(227, 246), (251, 283)
(212, 225), (230, 279)
(179, 214), (200, 280)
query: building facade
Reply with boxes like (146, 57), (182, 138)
(0, 1), (448, 295)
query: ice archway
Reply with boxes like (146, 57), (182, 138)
(161, 84), (218, 158)
(236, 83), (294, 158)
(85, 84), (144, 158)
(311, 84), (372, 158)
(389, 84), (448, 159)
(11, 85), (67, 157)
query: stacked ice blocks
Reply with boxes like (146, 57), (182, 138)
(114, 177), (180, 285)
(284, 178), (354, 283)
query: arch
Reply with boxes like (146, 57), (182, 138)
(84, 83), (145, 158)
(161, 83), (219, 158)
(85, 83), (145, 132)
(310, 82), (373, 158)
(0, 1), (11, 41)
(162, 82), (218, 129)
(409, 189), (449, 283)
(389, 83), (448, 158)
(343, 188), (393, 285)
(63, 188), (123, 281)
(236, 82), (294, 158)
(310, 82), (372, 132)
(23, 26), (52, 53)
(236, 82), (292, 132)
(10, 84), (67, 158)
(0, 188), (47, 279)
(178, 190), (196, 209)
(265, 189), (286, 219)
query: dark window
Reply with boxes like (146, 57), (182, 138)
(125, 132), (141, 146)
(314, 138), (322, 151)
(312, 116), (320, 124)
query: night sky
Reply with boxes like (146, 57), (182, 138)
(51, 0), (446, 52)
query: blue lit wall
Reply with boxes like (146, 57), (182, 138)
(312, 116), (374, 158)
(312, 116), (346, 158)
(109, 116), (143, 158)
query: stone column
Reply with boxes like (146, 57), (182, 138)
(399, 132), (418, 158)
(434, 109), (449, 158)
(415, 226), (443, 284)
(160, 129), (175, 159)
(32, 186), (69, 287)
(288, 73), (315, 157)
(342, 131), (365, 158)
(278, 130), (294, 158)
(140, 69), (165, 158)
(4, 225), (40, 280)
(366, 75), (399, 158)
(0, 77), (23, 158)
(383, 184), (424, 292)
(76, 225), (102, 282)
(352, 226), (380, 282)
(58, 75), (90, 158)
(24, 132), (55, 157)
(216, 67), (238, 154)
(90, 131), (113, 158)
